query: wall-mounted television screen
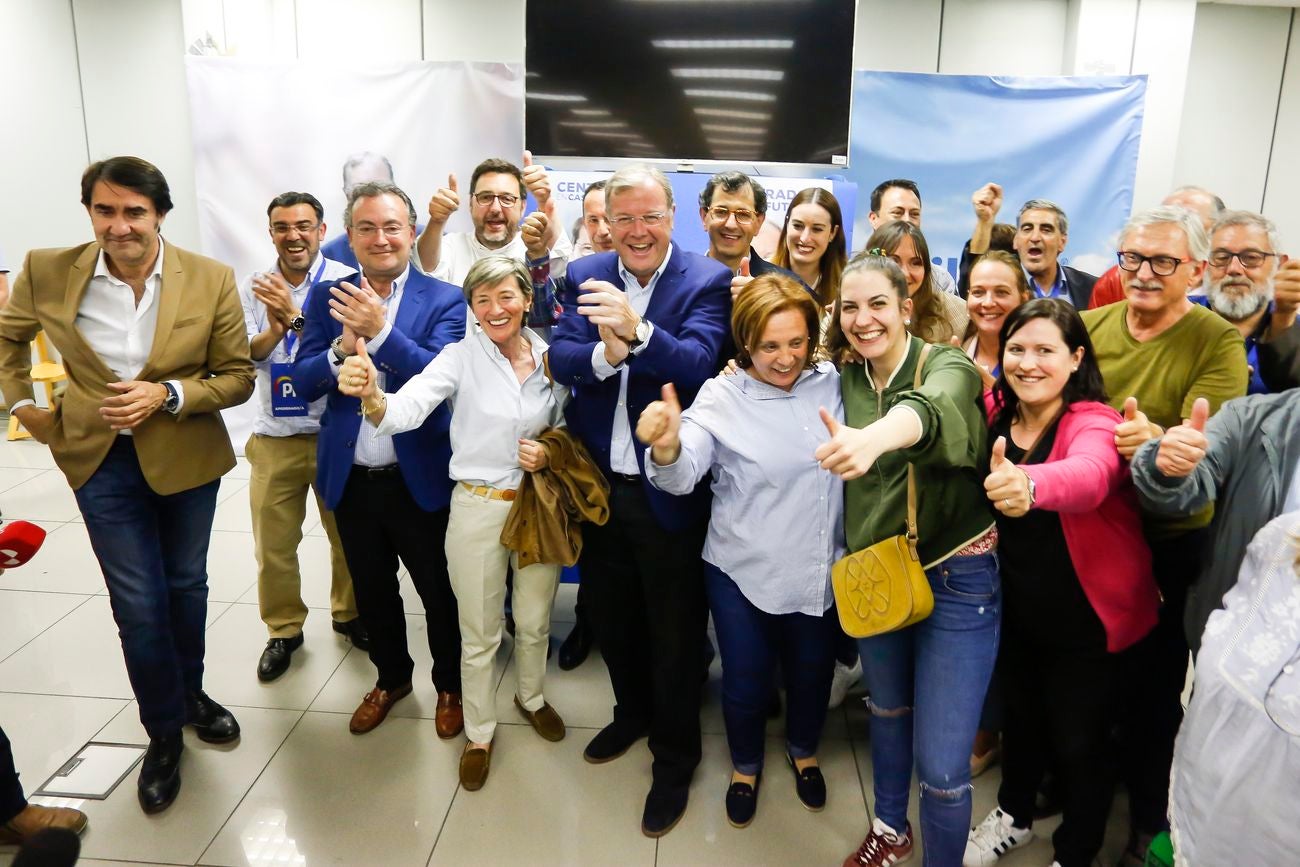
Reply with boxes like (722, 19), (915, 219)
(525, 0), (857, 166)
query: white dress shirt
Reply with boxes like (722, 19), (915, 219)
(11, 240), (183, 431)
(373, 327), (567, 489)
(431, 231), (573, 286)
(588, 245), (671, 475)
(240, 254), (356, 437)
(337, 266), (408, 467)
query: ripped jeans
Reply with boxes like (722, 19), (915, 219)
(857, 551), (1000, 866)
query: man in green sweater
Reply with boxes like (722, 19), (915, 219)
(1081, 205), (1247, 867)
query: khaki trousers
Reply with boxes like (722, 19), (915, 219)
(246, 433), (356, 638)
(446, 484), (560, 743)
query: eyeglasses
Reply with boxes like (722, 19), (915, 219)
(1209, 249), (1276, 269)
(706, 206), (757, 226)
(1116, 251), (1190, 277)
(271, 221), (319, 236)
(353, 223), (409, 238)
(609, 212), (668, 229)
(473, 192), (520, 207)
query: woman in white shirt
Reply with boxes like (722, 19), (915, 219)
(337, 255), (569, 791)
(637, 275), (843, 829)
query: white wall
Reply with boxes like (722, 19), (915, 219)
(2, 0), (1299, 267)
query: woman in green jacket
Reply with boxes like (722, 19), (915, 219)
(820, 254), (1000, 867)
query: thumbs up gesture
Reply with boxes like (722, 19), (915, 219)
(1155, 397), (1211, 478)
(338, 337), (379, 401)
(1114, 396), (1162, 459)
(427, 174), (460, 226)
(729, 256), (755, 300)
(813, 407), (880, 480)
(637, 383), (684, 465)
(521, 150), (552, 207)
(984, 435), (1032, 517)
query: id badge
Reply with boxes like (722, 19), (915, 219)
(269, 362), (309, 417)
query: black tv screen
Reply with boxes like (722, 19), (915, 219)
(525, 0), (856, 166)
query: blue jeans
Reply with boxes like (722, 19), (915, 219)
(0, 725), (25, 823)
(857, 551), (1001, 866)
(73, 437), (220, 738)
(705, 563), (836, 776)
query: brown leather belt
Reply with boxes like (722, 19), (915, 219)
(460, 481), (517, 501)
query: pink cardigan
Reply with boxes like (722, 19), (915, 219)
(989, 399), (1160, 652)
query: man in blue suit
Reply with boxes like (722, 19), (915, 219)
(549, 165), (731, 837)
(294, 181), (466, 738)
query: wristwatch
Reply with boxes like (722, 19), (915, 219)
(161, 382), (180, 415)
(1024, 473), (1037, 507)
(330, 335), (351, 364)
(288, 312), (306, 332)
(627, 319), (652, 351)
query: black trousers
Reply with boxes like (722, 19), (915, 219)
(998, 625), (1116, 867)
(0, 725), (26, 824)
(332, 466), (461, 693)
(579, 479), (707, 790)
(1117, 526), (1208, 836)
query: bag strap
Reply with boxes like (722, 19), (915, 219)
(904, 342), (931, 556)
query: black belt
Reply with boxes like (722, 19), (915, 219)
(351, 464), (401, 479)
(610, 472), (641, 485)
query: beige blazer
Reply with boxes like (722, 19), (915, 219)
(0, 241), (254, 493)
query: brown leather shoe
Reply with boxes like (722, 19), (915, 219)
(459, 741), (492, 791)
(514, 695), (566, 742)
(349, 683), (412, 734)
(0, 803), (89, 844)
(435, 691), (464, 739)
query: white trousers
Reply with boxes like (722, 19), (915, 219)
(445, 484), (561, 743)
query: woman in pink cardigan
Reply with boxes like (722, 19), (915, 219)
(964, 298), (1159, 867)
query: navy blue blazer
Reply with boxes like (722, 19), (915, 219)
(294, 267), (466, 512)
(549, 246), (732, 531)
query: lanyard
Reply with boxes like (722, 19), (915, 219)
(281, 258), (329, 357)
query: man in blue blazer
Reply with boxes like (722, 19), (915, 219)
(294, 181), (466, 738)
(549, 165), (731, 837)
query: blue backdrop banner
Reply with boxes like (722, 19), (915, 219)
(847, 71), (1147, 283)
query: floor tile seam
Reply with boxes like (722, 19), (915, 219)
(0, 592), (99, 667)
(0, 468), (52, 491)
(424, 764), (464, 866)
(300, 631), (363, 712)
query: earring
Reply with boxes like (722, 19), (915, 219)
(904, 319), (911, 325)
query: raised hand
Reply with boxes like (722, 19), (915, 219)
(328, 277), (386, 339)
(813, 408), (879, 480)
(521, 210), (550, 259)
(338, 338), (378, 400)
(521, 150), (551, 208)
(251, 271), (296, 328)
(1272, 258), (1300, 320)
(427, 174), (460, 226)
(1154, 397), (1210, 478)
(1114, 396), (1161, 459)
(984, 435), (1032, 516)
(729, 256), (754, 300)
(972, 183), (1003, 222)
(578, 279), (640, 341)
(637, 383), (683, 465)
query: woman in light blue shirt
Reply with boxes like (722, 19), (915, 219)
(638, 274), (843, 829)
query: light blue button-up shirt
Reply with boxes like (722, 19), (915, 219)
(645, 362), (845, 616)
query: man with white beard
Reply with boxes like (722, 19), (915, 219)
(1202, 210), (1299, 393)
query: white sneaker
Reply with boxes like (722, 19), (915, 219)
(963, 807), (1034, 866)
(828, 658), (863, 709)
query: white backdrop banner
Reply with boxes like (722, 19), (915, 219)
(184, 57), (524, 451)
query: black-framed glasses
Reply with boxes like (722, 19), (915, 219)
(473, 192), (520, 207)
(270, 221), (319, 236)
(705, 206), (757, 226)
(1209, 249), (1277, 269)
(1116, 251), (1189, 277)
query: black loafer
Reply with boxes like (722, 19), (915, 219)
(787, 754), (826, 811)
(583, 721), (648, 764)
(558, 620), (594, 671)
(332, 618), (371, 652)
(257, 634), (304, 682)
(137, 732), (183, 814)
(185, 691), (240, 744)
(725, 774), (761, 828)
(641, 783), (688, 838)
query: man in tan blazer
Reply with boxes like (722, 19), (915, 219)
(0, 156), (254, 815)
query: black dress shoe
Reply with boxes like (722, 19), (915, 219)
(257, 634), (304, 682)
(583, 721), (647, 764)
(725, 774), (761, 828)
(185, 691), (240, 744)
(137, 732), (183, 814)
(558, 620), (594, 671)
(642, 783), (688, 838)
(786, 754), (826, 811)
(332, 618), (371, 652)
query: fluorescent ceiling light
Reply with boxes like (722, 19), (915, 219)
(652, 38), (794, 50)
(527, 92), (588, 102)
(570, 108), (612, 116)
(672, 68), (784, 82)
(700, 124), (766, 135)
(558, 120), (629, 128)
(706, 137), (768, 146)
(694, 107), (772, 120)
(684, 89), (778, 103)
(582, 130), (641, 139)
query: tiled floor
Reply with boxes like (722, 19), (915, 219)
(0, 438), (1132, 866)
